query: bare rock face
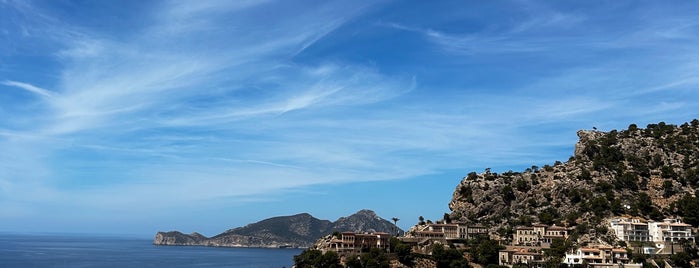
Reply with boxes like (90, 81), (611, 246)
(154, 209), (403, 248)
(574, 130), (605, 157)
(154, 231), (206, 246)
(449, 120), (699, 240)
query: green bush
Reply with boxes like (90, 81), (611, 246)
(293, 249), (341, 268)
(469, 237), (504, 265)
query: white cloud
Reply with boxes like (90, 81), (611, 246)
(1, 80), (54, 97)
(0, 0), (420, 216)
(3, 0), (699, 231)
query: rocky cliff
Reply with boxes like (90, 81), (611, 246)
(449, 120), (699, 241)
(154, 209), (403, 248)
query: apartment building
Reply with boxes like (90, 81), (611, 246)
(609, 217), (651, 242)
(648, 218), (694, 243)
(610, 217), (694, 243)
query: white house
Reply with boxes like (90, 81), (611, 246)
(648, 218), (694, 243)
(609, 217), (651, 242)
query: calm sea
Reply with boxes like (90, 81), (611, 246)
(0, 233), (302, 268)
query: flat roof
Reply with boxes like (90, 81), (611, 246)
(428, 223), (459, 227)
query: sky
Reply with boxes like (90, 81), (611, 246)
(1, 0), (699, 238)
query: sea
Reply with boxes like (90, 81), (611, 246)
(0, 233), (303, 268)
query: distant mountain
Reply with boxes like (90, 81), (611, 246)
(154, 209), (403, 248)
(333, 209), (402, 235)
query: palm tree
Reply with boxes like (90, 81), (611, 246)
(391, 217), (400, 236)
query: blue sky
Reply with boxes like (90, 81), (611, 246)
(1, 0), (698, 237)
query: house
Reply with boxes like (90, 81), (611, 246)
(417, 223), (459, 239)
(499, 247), (544, 267)
(609, 217), (651, 242)
(514, 226), (537, 245)
(611, 217), (694, 244)
(413, 222), (488, 242)
(542, 225), (569, 244)
(462, 224), (489, 239)
(513, 224), (568, 246)
(648, 218), (694, 243)
(564, 246), (631, 267)
(327, 232), (391, 253)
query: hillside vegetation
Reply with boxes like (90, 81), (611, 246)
(449, 120), (699, 241)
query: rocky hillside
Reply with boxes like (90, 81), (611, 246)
(333, 209), (403, 235)
(154, 209), (403, 248)
(449, 120), (699, 240)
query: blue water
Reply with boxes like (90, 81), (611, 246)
(0, 234), (302, 268)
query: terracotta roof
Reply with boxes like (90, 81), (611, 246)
(514, 252), (542, 256)
(668, 223), (691, 227)
(429, 224), (459, 227)
(548, 226), (567, 230)
(416, 231), (445, 235)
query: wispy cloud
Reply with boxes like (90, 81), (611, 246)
(0, 0), (416, 217)
(2, 0), (699, 234)
(380, 2), (586, 55)
(1, 80), (54, 97)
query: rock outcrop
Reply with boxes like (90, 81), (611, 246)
(154, 209), (403, 248)
(449, 120), (699, 241)
(153, 231), (207, 246)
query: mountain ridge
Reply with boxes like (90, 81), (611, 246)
(154, 209), (403, 248)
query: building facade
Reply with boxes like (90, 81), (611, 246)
(499, 248), (544, 267)
(609, 217), (651, 242)
(610, 217), (693, 243)
(413, 222), (488, 241)
(327, 232), (390, 253)
(514, 224), (568, 246)
(648, 218), (694, 243)
(564, 246), (631, 267)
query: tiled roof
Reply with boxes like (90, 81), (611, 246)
(517, 226), (535, 230)
(514, 252), (542, 256)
